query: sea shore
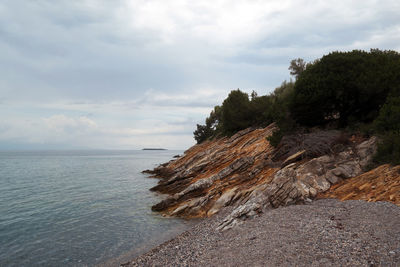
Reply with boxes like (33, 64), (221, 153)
(123, 199), (400, 266)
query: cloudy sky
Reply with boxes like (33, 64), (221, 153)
(0, 0), (399, 150)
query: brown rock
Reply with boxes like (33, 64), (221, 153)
(144, 124), (381, 226)
(318, 164), (400, 205)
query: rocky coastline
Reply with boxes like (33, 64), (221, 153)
(126, 124), (400, 266)
(125, 199), (400, 266)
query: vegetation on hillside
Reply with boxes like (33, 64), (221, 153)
(193, 49), (400, 166)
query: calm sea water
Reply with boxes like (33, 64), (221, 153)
(0, 150), (192, 266)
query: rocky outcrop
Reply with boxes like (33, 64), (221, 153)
(318, 164), (400, 205)
(217, 136), (378, 230)
(145, 124), (379, 230)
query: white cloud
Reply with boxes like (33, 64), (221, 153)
(0, 110), (197, 149)
(117, 0), (399, 51)
(121, 0), (282, 46)
(44, 115), (97, 131)
(0, 0), (399, 149)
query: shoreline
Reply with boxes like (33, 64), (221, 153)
(122, 126), (399, 266)
(97, 218), (200, 267)
(122, 199), (400, 266)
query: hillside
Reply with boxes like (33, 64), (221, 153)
(318, 164), (400, 204)
(131, 48), (400, 266)
(141, 124), (400, 230)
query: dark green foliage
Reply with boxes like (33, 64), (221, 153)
(372, 132), (400, 166)
(267, 129), (283, 147)
(193, 105), (222, 144)
(372, 96), (400, 165)
(206, 105), (222, 133)
(194, 88), (278, 143)
(220, 89), (252, 135)
(193, 124), (213, 144)
(266, 80), (297, 147)
(193, 81), (297, 145)
(194, 49), (400, 167)
(270, 81), (295, 122)
(249, 95), (274, 126)
(290, 49), (400, 127)
(373, 96), (400, 134)
(273, 80), (294, 100)
(288, 58), (307, 78)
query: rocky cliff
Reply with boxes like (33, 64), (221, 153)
(318, 164), (400, 204)
(144, 124), (397, 230)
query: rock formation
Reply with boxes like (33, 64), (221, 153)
(144, 124), (383, 230)
(318, 164), (400, 204)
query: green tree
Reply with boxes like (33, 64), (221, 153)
(220, 89), (252, 135)
(372, 132), (400, 166)
(290, 49), (400, 127)
(249, 94), (274, 126)
(289, 58), (307, 79)
(372, 96), (400, 165)
(193, 105), (222, 144)
(374, 96), (400, 134)
(193, 124), (213, 144)
(267, 80), (297, 147)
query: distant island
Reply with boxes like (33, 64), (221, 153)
(142, 148), (167, 150)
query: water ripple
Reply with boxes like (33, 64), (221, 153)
(0, 150), (190, 266)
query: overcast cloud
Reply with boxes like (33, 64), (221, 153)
(0, 0), (399, 149)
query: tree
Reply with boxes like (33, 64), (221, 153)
(205, 105), (222, 132)
(290, 49), (400, 127)
(193, 124), (212, 144)
(193, 105), (222, 144)
(374, 96), (400, 134)
(250, 90), (258, 100)
(220, 89), (251, 135)
(266, 80), (297, 147)
(289, 58), (307, 78)
(372, 96), (400, 166)
(249, 94), (274, 126)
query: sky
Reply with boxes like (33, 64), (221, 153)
(0, 0), (399, 150)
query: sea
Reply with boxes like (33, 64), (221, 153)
(0, 150), (194, 266)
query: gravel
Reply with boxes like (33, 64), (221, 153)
(124, 199), (400, 267)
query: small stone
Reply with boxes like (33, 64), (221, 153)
(309, 188), (317, 197)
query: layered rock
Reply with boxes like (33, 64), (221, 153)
(145, 125), (278, 218)
(318, 164), (400, 205)
(145, 124), (379, 229)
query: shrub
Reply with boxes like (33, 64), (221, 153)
(372, 96), (400, 165)
(290, 49), (400, 127)
(372, 132), (400, 166)
(220, 89), (252, 135)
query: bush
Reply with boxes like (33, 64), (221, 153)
(373, 96), (400, 134)
(266, 81), (297, 147)
(249, 94), (274, 126)
(372, 96), (400, 165)
(290, 49), (400, 127)
(220, 89), (252, 135)
(193, 105), (222, 144)
(372, 132), (400, 166)
(193, 49), (400, 169)
(193, 124), (213, 144)
(267, 129), (284, 147)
